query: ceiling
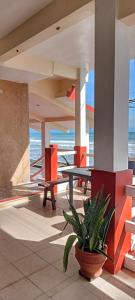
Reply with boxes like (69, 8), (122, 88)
(0, 0), (53, 38)
(26, 16), (95, 69)
(29, 92), (94, 131)
(0, 65), (46, 83)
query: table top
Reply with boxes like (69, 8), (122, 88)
(62, 167), (91, 180)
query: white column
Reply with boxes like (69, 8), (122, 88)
(45, 124), (50, 148)
(94, 0), (129, 172)
(75, 68), (88, 147)
(41, 122), (45, 159)
(41, 122), (50, 167)
(86, 118), (90, 166)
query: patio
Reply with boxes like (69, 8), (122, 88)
(0, 189), (134, 300)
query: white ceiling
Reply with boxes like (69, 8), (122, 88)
(0, 0), (53, 38)
(29, 93), (71, 119)
(26, 16), (95, 69)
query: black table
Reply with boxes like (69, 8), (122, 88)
(62, 167), (91, 206)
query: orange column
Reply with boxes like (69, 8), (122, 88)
(91, 169), (132, 274)
(74, 146), (86, 167)
(74, 146), (87, 187)
(45, 145), (58, 191)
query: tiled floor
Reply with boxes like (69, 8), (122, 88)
(0, 188), (134, 299)
(0, 182), (41, 201)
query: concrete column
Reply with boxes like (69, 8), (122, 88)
(92, 0), (132, 275)
(94, 0), (129, 172)
(45, 145), (58, 192)
(41, 122), (50, 153)
(86, 119), (90, 166)
(75, 68), (88, 147)
(41, 122), (45, 159)
(45, 124), (50, 148)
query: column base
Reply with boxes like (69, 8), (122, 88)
(91, 169), (132, 274)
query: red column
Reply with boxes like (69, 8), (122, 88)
(74, 146), (87, 187)
(45, 145), (58, 191)
(74, 146), (86, 167)
(91, 169), (132, 274)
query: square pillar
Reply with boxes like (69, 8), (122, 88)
(74, 146), (86, 168)
(93, 0), (131, 274)
(41, 122), (51, 170)
(91, 169), (132, 274)
(75, 68), (88, 148)
(45, 145), (58, 183)
(95, 0), (129, 172)
(86, 119), (90, 166)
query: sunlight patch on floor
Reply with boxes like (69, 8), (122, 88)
(0, 207), (62, 242)
(90, 277), (134, 300)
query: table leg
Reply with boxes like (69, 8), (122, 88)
(69, 174), (73, 207)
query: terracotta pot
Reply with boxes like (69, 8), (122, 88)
(75, 244), (107, 280)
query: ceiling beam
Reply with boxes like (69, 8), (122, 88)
(118, 0), (135, 25)
(44, 116), (75, 122)
(29, 119), (39, 123)
(2, 55), (77, 80)
(29, 112), (68, 132)
(118, 0), (135, 19)
(29, 112), (44, 122)
(0, 0), (93, 61)
(52, 122), (68, 132)
(30, 91), (75, 116)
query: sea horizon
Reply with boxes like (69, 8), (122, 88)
(30, 129), (135, 162)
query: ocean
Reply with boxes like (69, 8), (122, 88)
(30, 129), (135, 164)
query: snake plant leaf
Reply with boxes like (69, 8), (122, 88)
(69, 205), (81, 226)
(63, 210), (81, 236)
(63, 235), (77, 272)
(99, 207), (115, 247)
(83, 198), (90, 214)
(94, 247), (113, 262)
(89, 216), (103, 251)
(81, 222), (87, 249)
(84, 198), (97, 228)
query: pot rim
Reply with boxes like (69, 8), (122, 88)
(75, 243), (107, 256)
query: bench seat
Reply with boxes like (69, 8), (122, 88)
(38, 176), (79, 210)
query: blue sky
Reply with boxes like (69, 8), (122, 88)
(86, 60), (135, 132)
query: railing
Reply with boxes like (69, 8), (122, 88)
(57, 149), (76, 156)
(30, 166), (45, 181)
(129, 157), (135, 162)
(30, 148), (94, 181)
(30, 155), (44, 168)
(57, 149), (77, 174)
(30, 155), (45, 181)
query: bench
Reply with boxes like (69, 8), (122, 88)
(38, 177), (79, 210)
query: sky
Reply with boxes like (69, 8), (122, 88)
(86, 59), (135, 132)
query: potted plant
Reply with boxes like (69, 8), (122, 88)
(63, 189), (114, 280)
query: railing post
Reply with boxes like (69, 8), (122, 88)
(74, 146), (86, 167)
(74, 146), (87, 187)
(45, 145), (58, 192)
